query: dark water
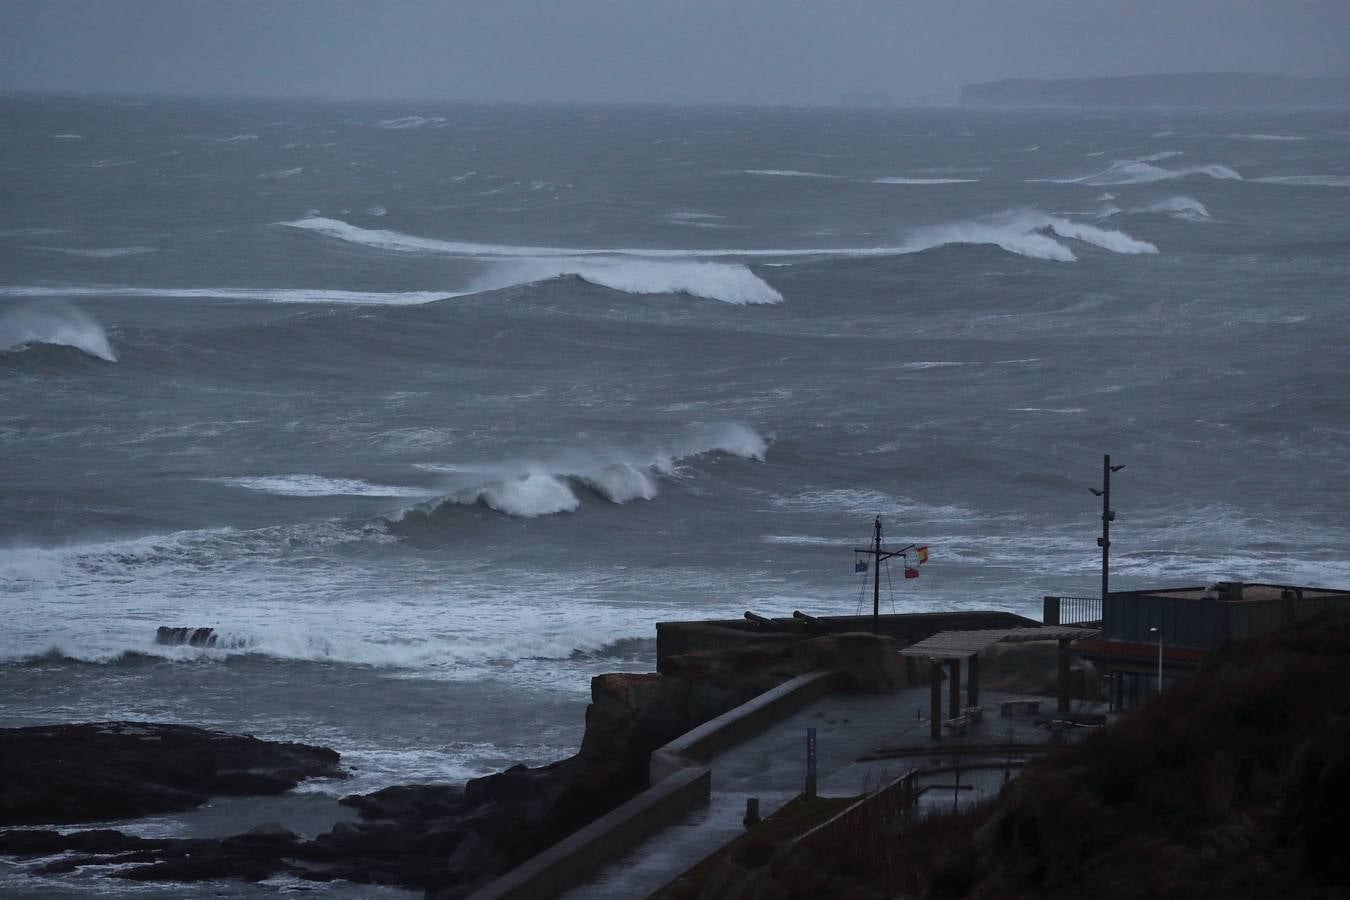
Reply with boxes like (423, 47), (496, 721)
(2, 94), (1347, 893)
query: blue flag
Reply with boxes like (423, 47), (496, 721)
(855, 559), (868, 573)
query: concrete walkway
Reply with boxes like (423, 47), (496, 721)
(561, 687), (1099, 900)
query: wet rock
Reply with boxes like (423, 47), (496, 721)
(0, 721), (345, 826)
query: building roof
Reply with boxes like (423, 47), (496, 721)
(1073, 638), (1208, 665)
(1133, 582), (1350, 603)
(900, 625), (1101, 659)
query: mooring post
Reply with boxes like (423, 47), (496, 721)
(743, 797), (760, 828)
(947, 658), (961, 720)
(929, 658), (942, 738)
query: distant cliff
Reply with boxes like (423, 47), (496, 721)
(961, 73), (1350, 107)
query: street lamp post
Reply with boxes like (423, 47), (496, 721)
(1089, 455), (1124, 603)
(1148, 626), (1162, 694)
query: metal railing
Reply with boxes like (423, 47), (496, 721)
(1043, 595), (1102, 626)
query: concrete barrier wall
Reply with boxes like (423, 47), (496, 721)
(473, 667), (850, 899)
(656, 611), (1039, 672)
(466, 765), (710, 900)
(650, 669), (848, 783)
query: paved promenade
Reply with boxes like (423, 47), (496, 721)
(563, 685), (1095, 900)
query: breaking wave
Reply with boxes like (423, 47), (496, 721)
(1253, 175), (1350, 188)
(283, 211), (1158, 287)
(375, 116), (448, 129)
(1229, 133), (1305, 141)
(401, 423), (767, 519)
(899, 210), (1157, 261)
(0, 301), (117, 361)
(479, 258), (783, 305)
(38, 246), (157, 258)
(1099, 195), (1211, 222)
(1037, 158), (1242, 186)
(0, 285), (454, 305)
(742, 169), (838, 179)
(872, 177), (979, 185)
(215, 475), (435, 498)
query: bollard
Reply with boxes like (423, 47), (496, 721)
(743, 797), (760, 828)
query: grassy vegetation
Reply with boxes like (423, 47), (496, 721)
(657, 611), (1350, 899)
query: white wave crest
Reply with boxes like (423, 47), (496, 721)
(375, 116), (448, 129)
(0, 301), (117, 361)
(281, 212), (1157, 291)
(872, 177), (979, 185)
(410, 423), (766, 519)
(1038, 158), (1242, 186)
(38, 246), (157, 258)
(0, 286), (455, 305)
(742, 169), (838, 178)
(482, 258), (783, 305)
(216, 475), (434, 498)
(1134, 196), (1211, 220)
(471, 472), (582, 517)
(1253, 175), (1350, 188)
(1229, 133), (1305, 141)
(900, 210), (1156, 261)
(261, 166), (305, 178)
(578, 463), (660, 503)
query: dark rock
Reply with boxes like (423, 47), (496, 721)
(0, 635), (841, 895)
(0, 721), (346, 825)
(340, 783), (465, 820)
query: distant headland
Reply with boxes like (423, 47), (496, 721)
(961, 72), (1350, 107)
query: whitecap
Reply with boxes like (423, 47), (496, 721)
(1229, 133), (1305, 141)
(375, 116), (448, 129)
(741, 169), (839, 178)
(1034, 156), (1241, 186)
(0, 285), (455, 305)
(404, 422), (767, 519)
(215, 476), (433, 498)
(871, 176), (979, 184)
(37, 246), (157, 258)
(899, 210), (1156, 262)
(0, 301), (117, 361)
(1252, 175), (1350, 188)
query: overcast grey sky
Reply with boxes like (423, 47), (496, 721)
(2, 0), (1347, 104)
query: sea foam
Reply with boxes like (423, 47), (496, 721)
(0, 301), (117, 361)
(1253, 175), (1350, 188)
(1038, 157), (1242, 186)
(0, 286), (454, 305)
(216, 476), (434, 498)
(406, 422), (767, 519)
(900, 210), (1157, 261)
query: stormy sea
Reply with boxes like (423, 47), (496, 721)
(2, 94), (1347, 895)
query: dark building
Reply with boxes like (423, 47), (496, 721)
(1061, 582), (1350, 710)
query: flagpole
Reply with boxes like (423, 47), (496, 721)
(1101, 454), (1110, 603)
(873, 516), (882, 634)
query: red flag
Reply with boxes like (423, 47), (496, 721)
(904, 567), (920, 579)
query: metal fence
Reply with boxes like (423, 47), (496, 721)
(1043, 595), (1102, 626)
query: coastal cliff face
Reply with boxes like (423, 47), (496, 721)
(0, 633), (902, 897)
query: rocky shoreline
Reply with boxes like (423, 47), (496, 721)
(0, 633), (903, 897)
